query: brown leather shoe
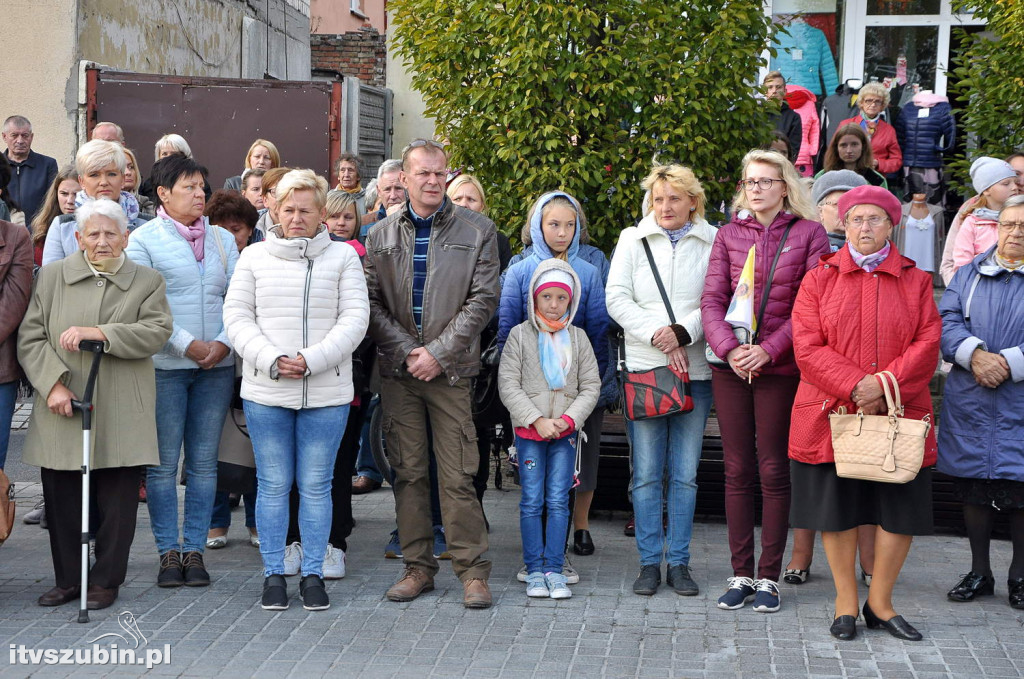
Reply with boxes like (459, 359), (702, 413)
(352, 476), (382, 495)
(386, 567), (434, 602)
(463, 578), (492, 609)
(38, 585), (81, 607)
(86, 585), (119, 610)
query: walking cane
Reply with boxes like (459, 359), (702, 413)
(72, 340), (105, 623)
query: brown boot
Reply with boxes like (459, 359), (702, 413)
(463, 578), (492, 609)
(86, 585), (119, 610)
(386, 567), (434, 602)
(352, 476), (382, 495)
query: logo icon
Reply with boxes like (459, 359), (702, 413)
(89, 611), (147, 649)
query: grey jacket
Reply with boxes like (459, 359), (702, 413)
(497, 259), (600, 429)
(365, 200), (499, 383)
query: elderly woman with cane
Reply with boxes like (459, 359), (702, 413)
(18, 198), (172, 611)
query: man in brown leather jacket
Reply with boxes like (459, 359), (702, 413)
(365, 140), (499, 608)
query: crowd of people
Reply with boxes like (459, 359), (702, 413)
(1, 106), (1022, 644)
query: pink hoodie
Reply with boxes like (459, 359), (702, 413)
(785, 84), (820, 176)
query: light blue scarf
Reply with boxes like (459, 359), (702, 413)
(536, 310), (572, 391)
(74, 189), (140, 223)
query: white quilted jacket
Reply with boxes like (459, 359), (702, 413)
(223, 225), (370, 409)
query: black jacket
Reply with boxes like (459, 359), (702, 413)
(3, 149), (57, 222)
(768, 105), (803, 163)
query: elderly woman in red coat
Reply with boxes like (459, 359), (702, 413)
(789, 185), (941, 642)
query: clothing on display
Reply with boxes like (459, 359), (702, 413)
(771, 20), (840, 97)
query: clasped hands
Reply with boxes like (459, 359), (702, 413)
(850, 374), (886, 415)
(651, 326), (689, 372)
(970, 348), (1010, 389)
(186, 340), (231, 370)
(532, 417), (569, 440)
(405, 347), (442, 381)
(726, 344), (771, 380)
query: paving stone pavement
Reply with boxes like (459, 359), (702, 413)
(1, 477), (1023, 678)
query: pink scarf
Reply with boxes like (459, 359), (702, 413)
(158, 206), (205, 262)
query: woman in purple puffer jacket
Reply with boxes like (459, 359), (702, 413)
(701, 149), (830, 614)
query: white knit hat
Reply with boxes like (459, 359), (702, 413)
(970, 157), (1016, 194)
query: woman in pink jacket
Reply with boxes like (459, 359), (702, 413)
(701, 149), (830, 614)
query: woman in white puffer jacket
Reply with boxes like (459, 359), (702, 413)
(223, 169), (369, 612)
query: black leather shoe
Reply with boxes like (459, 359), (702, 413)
(1009, 578), (1024, 610)
(830, 615), (857, 641)
(157, 550), (184, 587)
(632, 565), (661, 596)
(182, 551), (210, 587)
(863, 601), (922, 641)
(947, 571), (995, 602)
(38, 585), (81, 607)
(573, 529), (595, 556)
(666, 564), (699, 596)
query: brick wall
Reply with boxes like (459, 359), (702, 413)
(310, 28), (386, 88)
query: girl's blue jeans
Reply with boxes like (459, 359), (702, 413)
(517, 434), (575, 573)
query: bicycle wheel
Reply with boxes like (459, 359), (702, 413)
(369, 402), (393, 487)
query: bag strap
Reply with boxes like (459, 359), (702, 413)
(753, 220), (794, 344)
(211, 225), (229, 275)
(876, 371), (904, 416)
(641, 237), (676, 324)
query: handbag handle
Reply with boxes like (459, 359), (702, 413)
(875, 370), (904, 417)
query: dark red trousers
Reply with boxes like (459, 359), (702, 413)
(711, 370), (799, 582)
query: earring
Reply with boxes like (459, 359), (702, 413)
(689, 207), (695, 212)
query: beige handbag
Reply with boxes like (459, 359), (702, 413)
(829, 371), (930, 484)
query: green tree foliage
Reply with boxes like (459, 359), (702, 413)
(389, 0), (775, 251)
(948, 0), (1024, 189)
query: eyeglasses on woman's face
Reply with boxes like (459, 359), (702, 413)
(847, 215), (889, 229)
(998, 221), (1024, 234)
(739, 178), (780, 191)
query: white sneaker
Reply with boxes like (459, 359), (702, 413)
(562, 556), (580, 585)
(283, 542), (303, 577)
(545, 571), (572, 599)
(517, 565), (528, 582)
(23, 499), (44, 524)
(525, 572), (549, 598)
(323, 545), (346, 580)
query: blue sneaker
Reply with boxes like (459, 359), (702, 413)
(384, 530), (402, 559)
(432, 525), (451, 560)
(717, 576), (756, 610)
(525, 572), (548, 598)
(752, 578), (781, 613)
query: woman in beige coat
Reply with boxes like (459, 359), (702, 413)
(18, 198), (172, 611)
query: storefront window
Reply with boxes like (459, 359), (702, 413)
(867, 0), (940, 14)
(863, 25), (938, 93)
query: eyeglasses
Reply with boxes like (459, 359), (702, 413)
(406, 139), (445, 151)
(739, 178), (781, 191)
(819, 200), (839, 207)
(860, 97), (885, 106)
(847, 215), (889, 228)
(998, 221), (1024, 233)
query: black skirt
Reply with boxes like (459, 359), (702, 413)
(789, 460), (934, 536)
(954, 477), (1024, 511)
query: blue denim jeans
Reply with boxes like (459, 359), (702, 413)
(244, 401), (349, 577)
(517, 435), (576, 573)
(629, 380), (713, 567)
(354, 396), (383, 483)
(210, 489), (256, 529)
(148, 367), (234, 554)
(0, 380), (18, 469)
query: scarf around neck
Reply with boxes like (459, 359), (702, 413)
(973, 207), (1001, 222)
(535, 310), (573, 390)
(74, 189), (140, 223)
(83, 250), (126, 277)
(158, 206), (205, 262)
(848, 240), (891, 272)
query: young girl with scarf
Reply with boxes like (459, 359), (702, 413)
(953, 157), (1021, 271)
(497, 260), (600, 600)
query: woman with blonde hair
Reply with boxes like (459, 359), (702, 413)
(837, 82), (902, 176)
(607, 163), (717, 596)
(447, 174), (488, 215)
(122, 147), (155, 216)
(224, 139), (281, 192)
(701, 149), (829, 613)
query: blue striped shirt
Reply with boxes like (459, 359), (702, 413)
(409, 200), (445, 331)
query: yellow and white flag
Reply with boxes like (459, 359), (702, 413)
(724, 245), (756, 343)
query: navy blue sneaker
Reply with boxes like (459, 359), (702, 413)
(384, 530), (402, 559)
(752, 578), (781, 613)
(717, 576), (756, 610)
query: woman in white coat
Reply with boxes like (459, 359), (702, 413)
(223, 169), (369, 612)
(606, 164), (716, 597)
